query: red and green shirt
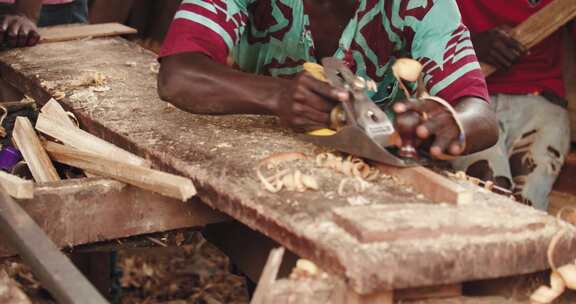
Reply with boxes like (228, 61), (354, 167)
(161, 0), (489, 105)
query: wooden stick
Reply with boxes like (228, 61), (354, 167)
(251, 247), (285, 304)
(0, 186), (107, 304)
(35, 112), (150, 167)
(482, 0), (576, 76)
(43, 141), (196, 201)
(13, 117), (60, 183)
(38, 23), (137, 43)
(40, 99), (76, 129)
(0, 171), (33, 199)
(377, 165), (473, 204)
(0, 100), (35, 113)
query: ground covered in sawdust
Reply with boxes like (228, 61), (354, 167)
(1, 232), (249, 304)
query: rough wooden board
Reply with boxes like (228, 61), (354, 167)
(0, 177), (226, 257)
(332, 204), (547, 243)
(38, 23), (137, 43)
(0, 38), (575, 293)
(377, 165), (473, 204)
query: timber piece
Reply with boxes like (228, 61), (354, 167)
(377, 165), (473, 204)
(482, 0), (576, 76)
(13, 117), (60, 182)
(0, 99), (35, 112)
(40, 99), (76, 128)
(0, 177), (226, 257)
(38, 22), (137, 43)
(252, 247), (285, 304)
(0, 187), (107, 304)
(0, 270), (31, 304)
(0, 171), (32, 199)
(332, 204), (548, 243)
(1, 38), (576, 294)
(36, 112), (149, 167)
(43, 141), (196, 201)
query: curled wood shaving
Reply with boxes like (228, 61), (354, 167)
(0, 106), (7, 138)
(257, 152), (319, 193)
(448, 171), (512, 195)
(530, 208), (576, 304)
(290, 259), (320, 280)
(316, 152), (379, 182)
(52, 90), (66, 100)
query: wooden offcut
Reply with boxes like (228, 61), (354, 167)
(40, 99), (77, 129)
(377, 165), (473, 204)
(39, 23), (137, 43)
(482, 0), (576, 76)
(13, 117), (60, 182)
(44, 141), (196, 201)
(0, 171), (33, 199)
(36, 113), (150, 167)
(252, 247), (285, 304)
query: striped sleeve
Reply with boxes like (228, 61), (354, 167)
(160, 0), (248, 65)
(403, 0), (489, 104)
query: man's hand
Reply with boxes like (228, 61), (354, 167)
(472, 26), (527, 71)
(0, 14), (40, 48)
(276, 72), (348, 132)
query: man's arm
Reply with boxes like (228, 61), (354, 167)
(0, 0), (41, 48)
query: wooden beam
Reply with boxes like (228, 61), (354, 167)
(40, 99), (76, 129)
(0, 178), (226, 258)
(482, 0), (576, 76)
(13, 117), (60, 182)
(38, 23), (137, 43)
(377, 165), (473, 204)
(0, 187), (107, 304)
(0, 171), (33, 199)
(35, 113), (149, 167)
(43, 141), (196, 201)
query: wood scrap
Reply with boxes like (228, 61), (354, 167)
(43, 141), (196, 201)
(482, 0), (576, 76)
(251, 247), (285, 304)
(377, 165), (473, 204)
(38, 23), (137, 43)
(12, 117), (60, 182)
(35, 112), (150, 167)
(0, 99), (35, 113)
(0, 171), (32, 199)
(40, 99), (77, 128)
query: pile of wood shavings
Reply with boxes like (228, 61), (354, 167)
(257, 152), (318, 193)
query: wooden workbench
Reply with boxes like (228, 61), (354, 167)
(0, 37), (574, 296)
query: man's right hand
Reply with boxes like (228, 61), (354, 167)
(0, 14), (39, 48)
(472, 26), (527, 71)
(276, 72), (348, 132)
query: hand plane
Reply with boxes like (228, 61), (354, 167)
(303, 57), (417, 167)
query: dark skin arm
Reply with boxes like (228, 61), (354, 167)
(0, 0), (41, 48)
(158, 52), (498, 158)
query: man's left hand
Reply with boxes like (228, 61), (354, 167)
(0, 14), (40, 48)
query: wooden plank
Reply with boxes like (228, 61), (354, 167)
(38, 23), (137, 43)
(1, 38), (575, 294)
(482, 0), (576, 76)
(43, 141), (196, 201)
(36, 112), (150, 167)
(13, 117), (60, 182)
(0, 177), (226, 257)
(0, 187), (107, 304)
(377, 165), (473, 204)
(332, 204), (548, 243)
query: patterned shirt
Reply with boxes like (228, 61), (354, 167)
(161, 0), (489, 105)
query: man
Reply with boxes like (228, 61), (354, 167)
(157, 0), (499, 161)
(0, 0), (88, 48)
(454, 0), (573, 210)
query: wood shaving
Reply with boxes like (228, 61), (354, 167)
(0, 106), (6, 138)
(73, 72), (108, 87)
(92, 86), (111, 92)
(448, 171), (512, 195)
(257, 152), (319, 193)
(150, 63), (160, 74)
(290, 259), (321, 280)
(52, 90), (66, 100)
(316, 152), (379, 181)
(530, 208), (576, 304)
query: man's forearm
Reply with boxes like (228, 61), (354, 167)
(13, 0), (42, 22)
(158, 52), (288, 116)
